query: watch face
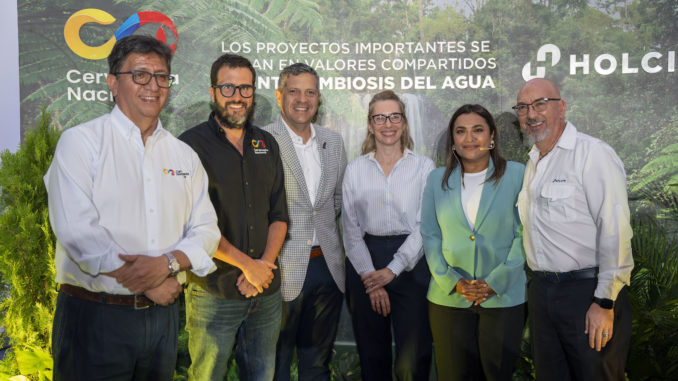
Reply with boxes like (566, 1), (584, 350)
(170, 260), (181, 272)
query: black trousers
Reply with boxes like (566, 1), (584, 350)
(274, 255), (343, 381)
(345, 234), (432, 381)
(428, 301), (526, 381)
(52, 290), (178, 381)
(528, 276), (632, 381)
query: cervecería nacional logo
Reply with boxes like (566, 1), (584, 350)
(64, 8), (178, 60)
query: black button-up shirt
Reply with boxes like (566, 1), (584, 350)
(180, 113), (288, 300)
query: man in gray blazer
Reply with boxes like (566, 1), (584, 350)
(264, 63), (347, 381)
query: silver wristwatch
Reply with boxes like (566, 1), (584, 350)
(165, 252), (181, 277)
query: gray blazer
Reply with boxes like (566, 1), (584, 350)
(263, 117), (347, 301)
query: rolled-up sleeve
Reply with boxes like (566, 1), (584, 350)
(583, 144), (634, 300)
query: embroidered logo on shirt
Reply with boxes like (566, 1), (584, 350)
(552, 178), (566, 183)
(163, 168), (190, 178)
(251, 139), (269, 154)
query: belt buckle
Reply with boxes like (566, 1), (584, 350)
(134, 294), (149, 310)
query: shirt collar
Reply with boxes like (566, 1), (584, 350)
(528, 121), (576, 162)
(208, 112), (252, 140)
(366, 148), (415, 162)
(111, 105), (165, 142)
(282, 119), (316, 146)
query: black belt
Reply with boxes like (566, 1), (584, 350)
(532, 267), (598, 283)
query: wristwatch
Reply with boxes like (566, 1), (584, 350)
(592, 296), (614, 309)
(165, 252), (181, 277)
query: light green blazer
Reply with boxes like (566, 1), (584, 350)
(421, 160), (526, 308)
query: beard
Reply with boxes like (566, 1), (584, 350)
(213, 100), (254, 129)
(524, 118), (550, 146)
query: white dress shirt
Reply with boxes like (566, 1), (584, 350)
(45, 106), (220, 294)
(517, 121), (634, 300)
(283, 121), (321, 245)
(342, 149), (435, 276)
(461, 169), (488, 230)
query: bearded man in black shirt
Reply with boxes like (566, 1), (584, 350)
(179, 54), (289, 381)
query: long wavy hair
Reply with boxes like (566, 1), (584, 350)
(361, 90), (414, 154)
(441, 104), (507, 190)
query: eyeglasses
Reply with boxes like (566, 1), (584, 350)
(114, 70), (174, 88)
(212, 84), (255, 98)
(371, 113), (403, 125)
(512, 98), (561, 115)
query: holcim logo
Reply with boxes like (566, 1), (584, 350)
(64, 8), (178, 60)
(522, 44), (675, 81)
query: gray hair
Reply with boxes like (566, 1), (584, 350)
(277, 63), (319, 91)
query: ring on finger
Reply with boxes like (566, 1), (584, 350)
(602, 332), (609, 338)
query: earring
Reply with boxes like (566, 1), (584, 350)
(489, 140), (495, 149)
(452, 145), (456, 151)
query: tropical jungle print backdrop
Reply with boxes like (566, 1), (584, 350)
(18, 0), (677, 233)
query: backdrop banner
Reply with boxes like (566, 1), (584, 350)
(18, 1), (678, 229)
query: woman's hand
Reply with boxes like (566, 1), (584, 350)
(367, 286), (391, 317)
(362, 268), (396, 292)
(456, 278), (496, 304)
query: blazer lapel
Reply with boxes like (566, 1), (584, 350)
(315, 127), (330, 207)
(474, 159), (499, 231)
(271, 118), (312, 206)
(445, 166), (471, 230)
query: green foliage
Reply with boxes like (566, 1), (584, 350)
(16, 347), (53, 381)
(626, 217), (678, 380)
(0, 109), (60, 377)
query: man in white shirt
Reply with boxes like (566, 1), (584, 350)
(263, 63), (347, 381)
(515, 78), (634, 380)
(45, 35), (220, 381)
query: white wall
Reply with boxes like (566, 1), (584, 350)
(0, 0), (20, 154)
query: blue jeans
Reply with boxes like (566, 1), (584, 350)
(185, 283), (282, 381)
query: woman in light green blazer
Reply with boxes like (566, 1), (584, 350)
(421, 104), (526, 381)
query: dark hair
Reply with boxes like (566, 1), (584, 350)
(361, 90), (413, 154)
(441, 104), (507, 190)
(278, 63), (319, 91)
(210, 54), (256, 86)
(108, 35), (172, 74)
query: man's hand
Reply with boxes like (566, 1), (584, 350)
(362, 268), (395, 293)
(242, 259), (277, 293)
(585, 302), (614, 351)
(236, 273), (260, 298)
(105, 254), (170, 294)
(144, 277), (181, 306)
(367, 286), (391, 317)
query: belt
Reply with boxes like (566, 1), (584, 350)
(310, 246), (323, 259)
(59, 284), (156, 309)
(532, 267), (598, 283)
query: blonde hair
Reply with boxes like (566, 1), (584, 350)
(361, 90), (414, 154)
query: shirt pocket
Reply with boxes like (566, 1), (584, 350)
(540, 184), (575, 222)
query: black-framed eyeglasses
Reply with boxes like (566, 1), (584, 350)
(512, 98), (561, 115)
(371, 113), (403, 125)
(114, 70), (174, 88)
(212, 83), (255, 98)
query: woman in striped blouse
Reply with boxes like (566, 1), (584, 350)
(342, 90), (434, 381)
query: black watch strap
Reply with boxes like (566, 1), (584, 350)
(592, 296), (614, 309)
